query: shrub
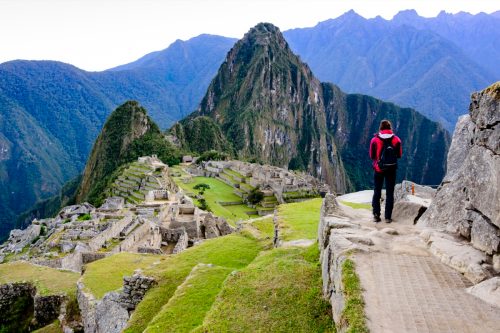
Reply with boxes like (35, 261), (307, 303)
(77, 213), (92, 221)
(247, 187), (264, 205)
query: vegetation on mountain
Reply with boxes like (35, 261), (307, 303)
(193, 150), (229, 164)
(76, 101), (181, 206)
(181, 23), (349, 193)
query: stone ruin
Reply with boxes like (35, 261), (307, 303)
(0, 156), (234, 271)
(188, 159), (329, 204)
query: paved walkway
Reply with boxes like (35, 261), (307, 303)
(337, 202), (500, 333)
(357, 253), (500, 333)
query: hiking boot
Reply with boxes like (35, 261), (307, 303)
(385, 218), (392, 223)
(373, 214), (381, 223)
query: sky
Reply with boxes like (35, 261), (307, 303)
(0, 0), (498, 71)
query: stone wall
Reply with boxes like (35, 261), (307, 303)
(318, 193), (365, 332)
(173, 230), (189, 254)
(33, 251), (107, 273)
(419, 83), (500, 261)
(77, 272), (156, 333)
(0, 282), (67, 331)
(88, 215), (133, 252)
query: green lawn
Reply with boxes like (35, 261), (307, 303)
(0, 261), (79, 296)
(199, 245), (334, 333)
(82, 252), (163, 299)
(251, 217), (274, 238)
(125, 234), (264, 333)
(340, 201), (371, 210)
(277, 198), (323, 241)
(144, 265), (232, 333)
(175, 176), (257, 224)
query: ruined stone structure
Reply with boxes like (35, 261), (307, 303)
(0, 156), (234, 270)
(188, 160), (328, 217)
(0, 282), (70, 331)
(419, 83), (500, 261)
(77, 271), (156, 333)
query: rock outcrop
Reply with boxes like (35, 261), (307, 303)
(419, 82), (500, 259)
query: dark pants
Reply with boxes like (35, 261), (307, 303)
(372, 169), (397, 219)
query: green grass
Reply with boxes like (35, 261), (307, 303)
(251, 217), (274, 238)
(341, 259), (368, 333)
(82, 252), (162, 299)
(277, 198), (322, 241)
(223, 168), (244, 179)
(0, 261), (79, 296)
(175, 176), (256, 224)
(199, 244), (334, 332)
(125, 234), (264, 333)
(340, 201), (371, 210)
(33, 320), (63, 333)
(144, 265), (232, 333)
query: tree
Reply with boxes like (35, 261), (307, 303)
(247, 187), (264, 205)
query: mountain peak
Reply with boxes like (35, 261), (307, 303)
(393, 9), (420, 20)
(241, 22), (287, 47)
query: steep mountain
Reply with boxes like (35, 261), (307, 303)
(174, 23), (450, 191)
(76, 101), (181, 206)
(0, 35), (233, 239)
(392, 10), (500, 78)
(284, 10), (496, 132)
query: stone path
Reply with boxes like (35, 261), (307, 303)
(334, 197), (500, 333)
(357, 253), (500, 333)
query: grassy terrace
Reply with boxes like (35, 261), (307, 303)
(277, 198), (323, 241)
(144, 265), (232, 332)
(223, 168), (245, 179)
(173, 175), (258, 225)
(199, 245), (333, 332)
(125, 234), (263, 333)
(82, 252), (163, 299)
(0, 261), (79, 296)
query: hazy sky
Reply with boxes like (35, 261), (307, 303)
(1, 0), (498, 71)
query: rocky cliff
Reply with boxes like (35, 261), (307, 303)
(419, 82), (500, 259)
(76, 101), (181, 205)
(174, 23), (450, 192)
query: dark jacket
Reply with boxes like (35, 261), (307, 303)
(369, 129), (402, 173)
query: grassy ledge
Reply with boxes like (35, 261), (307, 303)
(199, 244), (334, 332)
(82, 252), (163, 299)
(0, 261), (79, 296)
(125, 234), (263, 333)
(339, 201), (371, 210)
(277, 198), (322, 241)
(341, 259), (368, 333)
(144, 265), (232, 333)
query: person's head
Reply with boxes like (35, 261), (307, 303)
(379, 120), (392, 131)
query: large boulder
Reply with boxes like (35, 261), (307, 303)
(419, 82), (500, 256)
(393, 181), (436, 224)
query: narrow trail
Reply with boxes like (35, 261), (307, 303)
(336, 193), (500, 333)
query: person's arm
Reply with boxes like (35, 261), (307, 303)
(395, 137), (402, 158)
(369, 138), (376, 160)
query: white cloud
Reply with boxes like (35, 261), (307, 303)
(0, 0), (497, 71)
